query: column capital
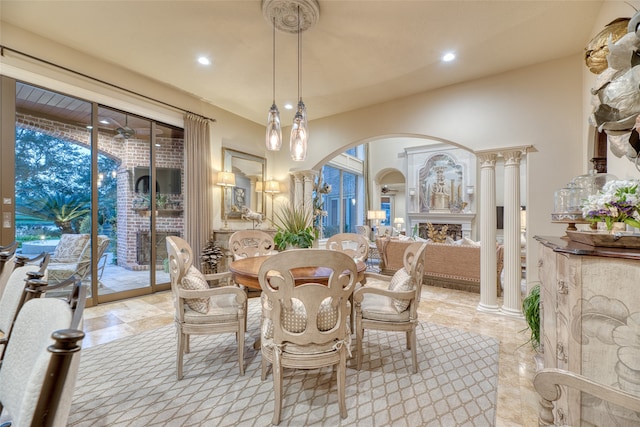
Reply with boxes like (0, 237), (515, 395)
(502, 150), (523, 166)
(477, 152), (497, 168)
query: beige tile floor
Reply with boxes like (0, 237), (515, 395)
(81, 285), (540, 426)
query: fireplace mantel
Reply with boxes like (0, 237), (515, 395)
(408, 212), (475, 239)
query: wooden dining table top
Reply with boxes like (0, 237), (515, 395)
(228, 254), (367, 290)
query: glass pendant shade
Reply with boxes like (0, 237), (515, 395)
(290, 111), (308, 161)
(266, 103), (282, 151)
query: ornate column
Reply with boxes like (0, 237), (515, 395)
(290, 170), (317, 209)
(501, 149), (524, 317)
(477, 152), (499, 312)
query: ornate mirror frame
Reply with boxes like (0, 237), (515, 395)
(221, 148), (266, 221)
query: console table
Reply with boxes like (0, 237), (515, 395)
(535, 236), (640, 426)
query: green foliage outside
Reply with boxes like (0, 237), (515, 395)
(14, 127), (119, 244)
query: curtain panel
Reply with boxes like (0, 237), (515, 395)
(184, 113), (213, 263)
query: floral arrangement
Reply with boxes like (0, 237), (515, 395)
(581, 180), (640, 230)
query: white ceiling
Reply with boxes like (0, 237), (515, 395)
(0, 1), (607, 125)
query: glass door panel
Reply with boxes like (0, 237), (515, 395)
(14, 82), (93, 297)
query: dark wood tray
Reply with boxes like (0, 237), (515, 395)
(566, 230), (640, 248)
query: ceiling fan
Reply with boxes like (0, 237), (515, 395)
(114, 116), (136, 139)
(381, 184), (399, 194)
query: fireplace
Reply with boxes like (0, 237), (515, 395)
(408, 212), (475, 240)
(137, 230), (181, 265)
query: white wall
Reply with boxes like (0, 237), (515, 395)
(7, 16), (629, 284)
(0, 22), (266, 232)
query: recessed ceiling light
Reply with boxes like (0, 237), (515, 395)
(197, 56), (211, 65)
(99, 119), (109, 125)
(442, 52), (456, 62)
(284, 103), (293, 110)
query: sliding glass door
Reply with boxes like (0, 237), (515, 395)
(5, 78), (184, 305)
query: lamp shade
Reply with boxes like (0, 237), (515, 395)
(368, 210), (385, 220)
(394, 217), (404, 225)
(264, 180), (280, 194)
(216, 171), (236, 187)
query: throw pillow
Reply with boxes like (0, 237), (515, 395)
(387, 267), (413, 312)
(181, 265), (210, 314)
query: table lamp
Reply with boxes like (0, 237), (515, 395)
(394, 217), (405, 232)
(264, 179), (280, 223)
(216, 171), (236, 230)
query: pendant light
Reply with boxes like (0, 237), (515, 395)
(290, 5), (308, 161)
(266, 17), (282, 151)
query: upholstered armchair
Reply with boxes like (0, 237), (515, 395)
(166, 236), (247, 379)
(258, 249), (358, 425)
(326, 232), (369, 262)
(46, 234), (110, 285)
(0, 252), (50, 361)
(353, 242), (427, 374)
(0, 295), (85, 426)
(229, 230), (277, 297)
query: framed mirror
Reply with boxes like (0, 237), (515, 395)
(221, 148), (266, 221)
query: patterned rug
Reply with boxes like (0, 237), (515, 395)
(68, 299), (499, 426)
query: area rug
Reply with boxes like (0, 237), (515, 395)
(68, 300), (499, 426)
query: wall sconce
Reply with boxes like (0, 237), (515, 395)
(466, 185), (475, 195)
(216, 171), (236, 230)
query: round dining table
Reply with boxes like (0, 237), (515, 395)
(229, 254), (367, 290)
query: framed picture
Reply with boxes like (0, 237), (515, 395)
(234, 187), (246, 209)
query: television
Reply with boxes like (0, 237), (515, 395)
(134, 167), (181, 194)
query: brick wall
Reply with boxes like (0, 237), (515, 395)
(17, 113), (184, 270)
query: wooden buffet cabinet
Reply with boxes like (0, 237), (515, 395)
(535, 236), (640, 426)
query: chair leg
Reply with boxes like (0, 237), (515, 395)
(338, 348), (348, 419)
(185, 334), (190, 354)
(238, 317), (245, 376)
(406, 330), (411, 349)
(176, 331), (185, 380)
(356, 317), (364, 370)
(409, 328), (418, 374)
(261, 353), (269, 381)
(272, 350), (283, 425)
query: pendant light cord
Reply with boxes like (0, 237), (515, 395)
(272, 17), (276, 103)
(297, 5), (301, 102)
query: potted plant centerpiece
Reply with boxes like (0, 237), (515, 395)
(273, 202), (318, 250)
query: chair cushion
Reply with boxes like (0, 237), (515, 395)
(360, 292), (411, 322)
(180, 266), (210, 314)
(183, 292), (241, 323)
(52, 234), (89, 263)
(388, 267), (413, 312)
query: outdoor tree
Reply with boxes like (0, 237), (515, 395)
(14, 128), (119, 233)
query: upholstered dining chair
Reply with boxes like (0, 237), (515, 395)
(0, 252), (50, 361)
(0, 296), (85, 427)
(326, 232), (369, 262)
(0, 242), (19, 300)
(356, 225), (380, 272)
(166, 236), (247, 379)
(258, 249), (358, 425)
(229, 229), (278, 298)
(353, 242), (427, 374)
